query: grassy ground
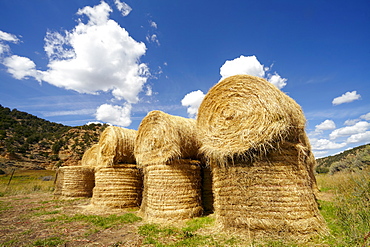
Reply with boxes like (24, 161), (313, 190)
(0, 169), (369, 246)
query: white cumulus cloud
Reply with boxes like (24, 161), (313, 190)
(0, 30), (19, 55)
(329, 121), (370, 140)
(347, 131), (370, 144)
(95, 103), (132, 126)
(310, 138), (346, 151)
(181, 90), (206, 118)
(3, 1), (149, 106)
(315, 119), (336, 132)
(114, 0), (132, 16)
(219, 55), (287, 89)
(3, 55), (43, 81)
(332, 91), (361, 105)
(360, 112), (370, 121)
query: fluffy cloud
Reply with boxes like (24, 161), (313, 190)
(332, 91), (361, 105)
(95, 103), (132, 126)
(3, 55), (43, 81)
(181, 90), (205, 118)
(347, 131), (370, 144)
(315, 119), (336, 132)
(4, 1), (149, 106)
(311, 138), (346, 151)
(344, 119), (360, 126)
(360, 112), (370, 121)
(329, 121), (370, 140)
(114, 0), (132, 16)
(0, 30), (19, 55)
(219, 55), (287, 89)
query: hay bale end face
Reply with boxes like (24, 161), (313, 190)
(140, 160), (203, 221)
(81, 144), (100, 169)
(91, 164), (143, 209)
(59, 166), (95, 198)
(197, 74), (306, 165)
(135, 110), (200, 167)
(98, 126), (137, 167)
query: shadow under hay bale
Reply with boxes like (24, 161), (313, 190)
(59, 166), (95, 198)
(135, 110), (203, 221)
(140, 160), (203, 221)
(196, 75), (327, 239)
(91, 164), (143, 209)
(201, 166), (214, 215)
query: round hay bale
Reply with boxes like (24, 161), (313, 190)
(135, 110), (200, 167)
(97, 126), (137, 167)
(91, 164), (143, 209)
(197, 74), (306, 164)
(212, 140), (327, 238)
(60, 166), (95, 198)
(53, 167), (65, 199)
(140, 159), (203, 222)
(81, 144), (100, 169)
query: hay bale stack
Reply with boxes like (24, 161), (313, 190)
(97, 126), (137, 167)
(60, 166), (95, 198)
(196, 75), (327, 238)
(81, 144), (100, 169)
(91, 164), (143, 208)
(135, 110), (203, 221)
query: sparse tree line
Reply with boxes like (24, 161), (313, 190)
(0, 105), (108, 167)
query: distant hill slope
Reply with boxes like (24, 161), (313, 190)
(316, 143), (370, 174)
(0, 105), (108, 172)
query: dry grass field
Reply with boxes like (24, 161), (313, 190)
(0, 168), (369, 246)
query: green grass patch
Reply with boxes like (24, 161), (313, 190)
(138, 221), (239, 247)
(182, 216), (215, 232)
(33, 210), (61, 217)
(32, 236), (65, 247)
(47, 213), (142, 229)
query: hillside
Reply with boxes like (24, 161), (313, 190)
(316, 143), (370, 174)
(0, 105), (108, 173)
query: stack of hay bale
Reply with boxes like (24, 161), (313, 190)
(196, 74), (327, 239)
(91, 126), (142, 209)
(135, 110), (203, 222)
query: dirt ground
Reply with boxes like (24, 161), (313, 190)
(0, 192), (145, 247)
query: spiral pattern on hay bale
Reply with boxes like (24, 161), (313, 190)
(60, 166), (95, 198)
(140, 160), (203, 222)
(81, 144), (100, 169)
(91, 164), (143, 209)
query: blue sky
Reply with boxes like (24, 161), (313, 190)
(0, 0), (369, 158)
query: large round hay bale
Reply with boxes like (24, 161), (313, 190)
(135, 110), (200, 166)
(97, 126), (137, 167)
(140, 160), (203, 221)
(196, 75), (327, 238)
(197, 74), (306, 164)
(91, 164), (143, 208)
(60, 166), (95, 198)
(81, 144), (100, 169)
